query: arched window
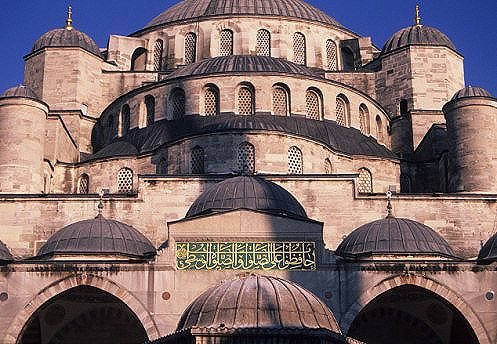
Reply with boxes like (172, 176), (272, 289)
(357, 168), (372, 194)
(219, 29), (233, 56)
(145, 95), (155, 126)
(306, 89), (322, 120)
(376, 115), (384, 142)
(158, 157), (167, 174)
(108, 114), (116, 136)
(191, 146), (205, 174)
(169, 88), (186, 119)
(153, 39), (164, 71)
(131, 48), (147, 71)
(335, 95), (350, 126)
(341, 47), (355, 71)
(204, 85), (219, 116)
(326, 39), (338, 71)
(117, 167), (134, 193)
(293, 32), (306, 65)
(359, 104), (370, 135)
(121, 104), (130, 136)
(272, 85), (289, 116)
(401, 173), (412, 193)
(237, 84), (255, 115)
(184, 32), (197, 64)
(324, 158), (332, 174)
(237, 142), (255, 174)
(288, 146), (303, 174)
(400, 99), (409, 115)
(77, 174), (89, 194)
(256, 29), (271, 56)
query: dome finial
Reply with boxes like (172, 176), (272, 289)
(65, 6), (73, 30)
(386, 191), (394, 218)
(414, 4), (422, 26)
(96, 189), (105, 218)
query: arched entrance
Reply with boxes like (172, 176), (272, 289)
(18, 286), (148, 344)
(347, 285), (479, 344)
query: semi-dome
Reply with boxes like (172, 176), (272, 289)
(451, 86), (494, 101)
(144, 0), (343, 29)
(1, 85), (39, 100)
(37, 215), (156, 259)
(177, 274), (342, 334)
(336, 217), (457, 259)
(185, 175), (307, 218)
(166, 55), (319, 80)
(0, 240), (13, 264)
(382, 25), (456, 55)
(477, 233), (497, 264)
(31, 27), (101, 57)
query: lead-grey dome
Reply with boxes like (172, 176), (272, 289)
(32, 28), (101, 57)
(336, 218), (457, 259)
(177, 274), (341, 333)
(37, 215), (156, 259)
(145, 0), (343, 29)
(382, 25), (456, 55)
(478, 233), (497, 264)
(0, 240), (13, 264)
(1, 85), (39, 100)
(186, 176), (307, 218)
(451, 86), (494, 100)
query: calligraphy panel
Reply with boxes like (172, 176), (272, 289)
(176, 242), (316, 271)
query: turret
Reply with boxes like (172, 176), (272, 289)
(443, 87), (497, 192)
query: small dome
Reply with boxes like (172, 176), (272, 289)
(145, 0), (343, 29)
(1, 85), (39, 100)
(37, 215), (156, 259)
(177, 274), (341, 334)
(451, 86), (494, 101)
(185, 176), (307, 218)
(166, 55), (319, 80)
(382, 25), (456, 55)
(32, 28), (101, 57)
(0, 240), (13, 264)
(336, 218), (457, 259)
(478, 233), (497, 264)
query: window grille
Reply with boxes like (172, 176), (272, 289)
(219, 30), (233, 56)
(146, 96), (155, 126)
(191, 146), (205, 174)
(121, 105), (130, 135)
(306, 90), (321, 120)
(256, 29), (271, 56)
(272, 87), (288, 116)
(293, 32), (306, 65)
(238, 87), (254, 115)
(359, 104), (370, 135)
(77, 174), (89, 194)
(184, 33), (196, 64)
(357, 168), (372, 194)
(336, 97), (346, 126)
(170, 89), (186, 119)
(204, 87), (218, 116)
(326, 39), (337, 71)
(237, 142), (255, 174)
(117, 168), (133, 193)
(288, 146), (303, 174)
(153, 40), (163, 71)
(324, 159), (332, 174)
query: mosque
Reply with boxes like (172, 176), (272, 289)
(1, 1), (497, 343)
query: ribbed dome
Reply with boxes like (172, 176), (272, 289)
(37, 215), (156, 259)
(382, 25), (456, 55)
(451, 86), (494, 100)
(0, 240), (13, 263)
(1, 85), (39, 100)
(336, 218), (457, 259)
(478, 233), (497, 264)
(166, 55), (319, 80)
(185, 176), (307, 218)
(145, 0), (342, 29)
(32, 28), (101, 57)
(177, 275), (341, 333)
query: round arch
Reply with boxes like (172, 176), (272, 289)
(341, 274), (490, 344)
(4, 274), (160, 344)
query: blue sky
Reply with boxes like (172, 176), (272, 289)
(1, 0), (496, 96)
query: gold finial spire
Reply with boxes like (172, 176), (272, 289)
(386, 191), (394, 218)
(414, 4), (422, 26)
(65, 6), (73, 30)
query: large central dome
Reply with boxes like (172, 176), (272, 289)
(145, 0), (342, 29)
